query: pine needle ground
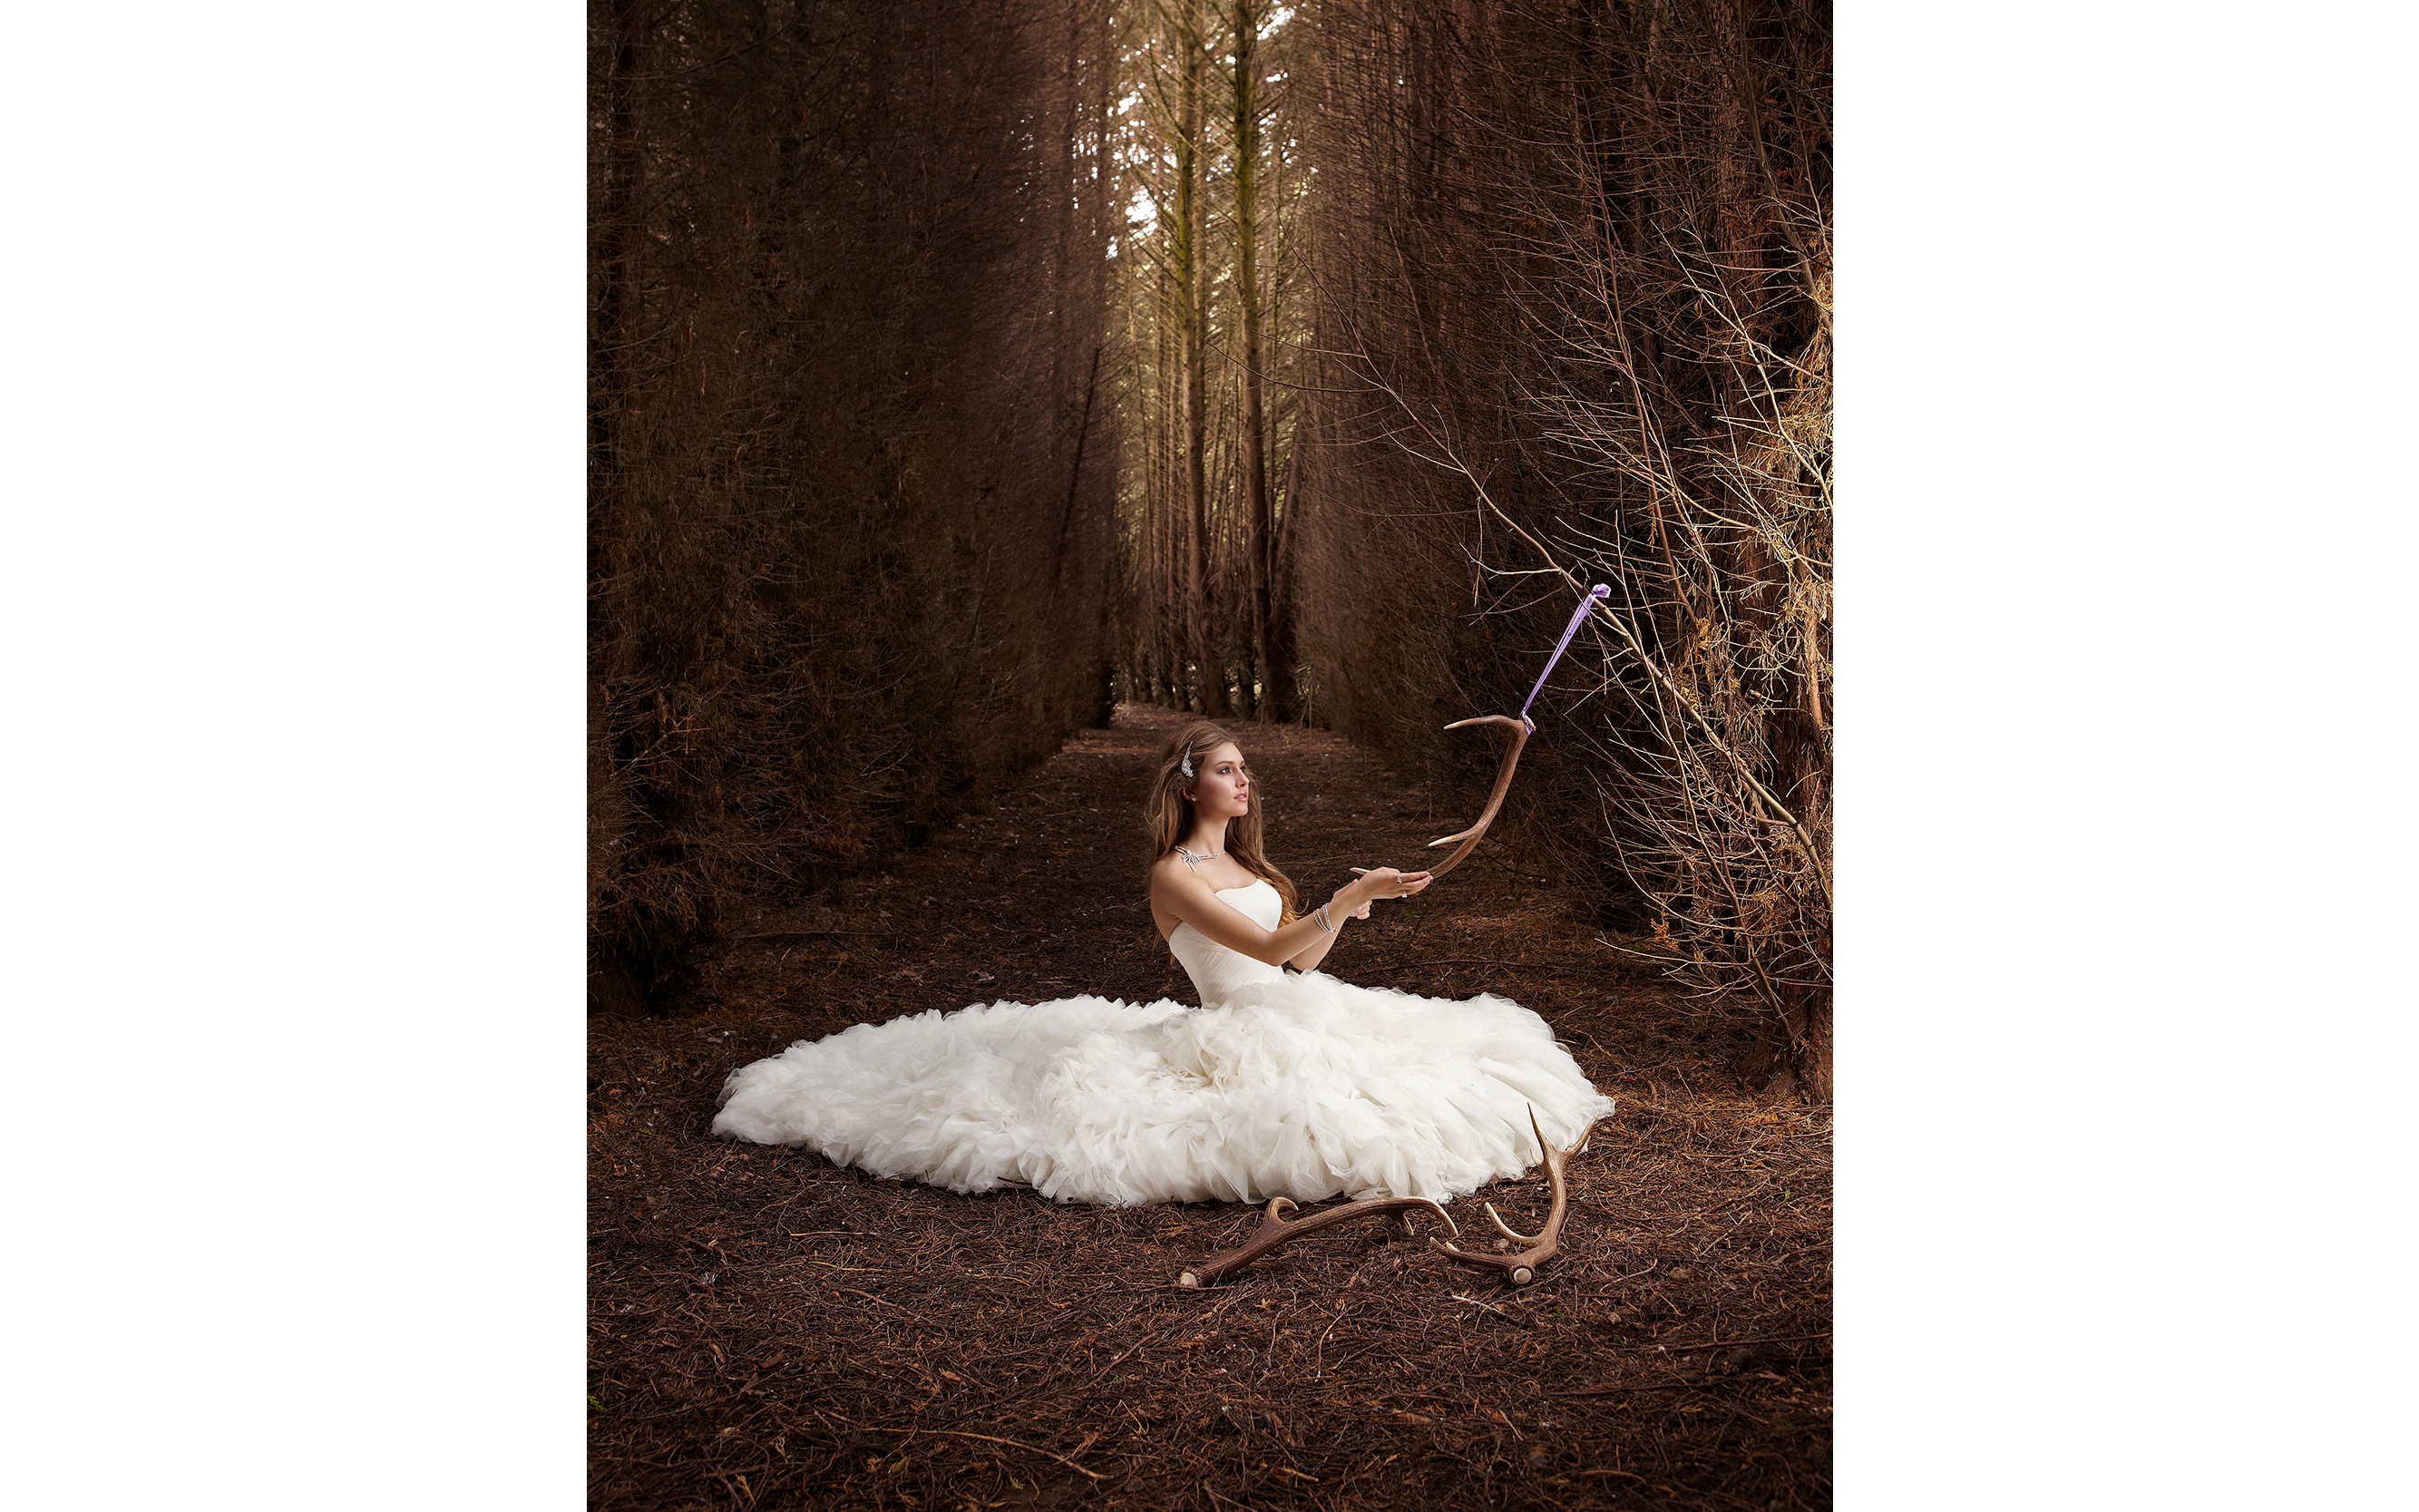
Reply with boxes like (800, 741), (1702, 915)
(590, 707), (1832, 1509)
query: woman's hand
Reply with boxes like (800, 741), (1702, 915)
(1344, 866), (1434, 910)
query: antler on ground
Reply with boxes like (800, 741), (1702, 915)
(1176, 1195), (1458, 1288)
(1430, 1107), (1595, 1286)
(1422, 714), (1532, 881)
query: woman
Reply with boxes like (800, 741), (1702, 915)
(711, 721), (1612, 1206)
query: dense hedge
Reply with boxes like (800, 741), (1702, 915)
(589, 0), (1123, 1010)
(1286, 0), (1834, 1094)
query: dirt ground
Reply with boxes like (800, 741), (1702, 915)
(589, 706), (1832, 1510)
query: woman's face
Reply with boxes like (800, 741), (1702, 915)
(1189, 742), (1252, 821)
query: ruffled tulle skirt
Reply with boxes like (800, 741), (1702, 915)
(710, 971), (1614, 1207)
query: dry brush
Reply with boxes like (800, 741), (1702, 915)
(1288, 0), (1833, 1096)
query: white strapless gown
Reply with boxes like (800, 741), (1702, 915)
(710, 881), (1614, 1206)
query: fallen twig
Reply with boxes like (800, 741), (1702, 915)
(1640, 1332), (1831, 1353)
(1446, 1293), (1527, 1325)
(912, 1429), (1107, 1482)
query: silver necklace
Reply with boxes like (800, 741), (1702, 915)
(1174, 844), (1224, 868)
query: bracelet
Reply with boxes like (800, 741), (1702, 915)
(1314, 904), (1334, 932)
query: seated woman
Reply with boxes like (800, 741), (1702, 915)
(711, 720), (1613, 1206)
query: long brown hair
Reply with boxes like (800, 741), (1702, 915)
(1145, 721), (1299, 922)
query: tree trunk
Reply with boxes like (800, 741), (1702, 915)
(1174, 5), (1220, 716)
(1263, 408), (1299, 720)
(1232, 0), (1274, 723)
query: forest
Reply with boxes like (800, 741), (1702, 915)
(590, 0), (1831, 1096)
(590, 0), (1831, 1502)
(14, 0), (2404, 1507)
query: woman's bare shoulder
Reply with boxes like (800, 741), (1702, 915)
(1153, 854), (1234, 906)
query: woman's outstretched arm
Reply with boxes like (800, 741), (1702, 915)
(1281, 902), (1354, 972)
(1283, 865), (1432, 971)
(1150, 859), (1431, 969)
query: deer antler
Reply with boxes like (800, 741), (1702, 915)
(1421, 714), (1531, 881)
(1176, 1195), (1458, 1288)
(1418, 583), (1605, 883)
(1430, 1107), (1595, 1286)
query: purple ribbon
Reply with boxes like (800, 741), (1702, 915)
(1517, 582), (1612, 730)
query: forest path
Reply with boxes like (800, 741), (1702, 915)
(685, 703), (1723, 1080)
(588, 707), (1832, 1509)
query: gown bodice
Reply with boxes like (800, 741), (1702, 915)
(1166, 880), (1290, 1004)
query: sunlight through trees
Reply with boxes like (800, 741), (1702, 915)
(590, 0), (1830, 1097)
